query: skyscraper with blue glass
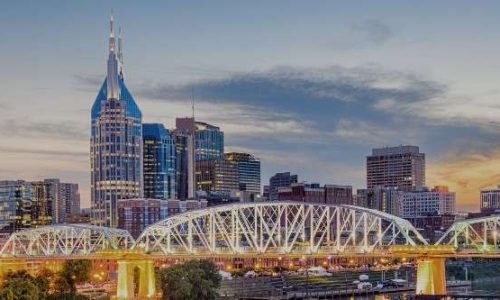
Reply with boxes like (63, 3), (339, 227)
(90, 16), (143, 227)
(194, 121), (224, 161)
(143, 124), (177, 199)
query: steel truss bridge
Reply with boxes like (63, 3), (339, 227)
(1, 202), (500, 298)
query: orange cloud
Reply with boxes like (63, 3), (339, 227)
(428, 151), (500, 212)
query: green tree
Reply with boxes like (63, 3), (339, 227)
(157, 260), (222, 300)
(57, 260), (92, 294)
(0, 270), (42, 300)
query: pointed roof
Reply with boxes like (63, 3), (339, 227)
(91, 15), (141, 121)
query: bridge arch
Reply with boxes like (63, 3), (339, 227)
(0, 224), (134, 256)
(436, 215), (500, 251)
(135, 201), (427, 255)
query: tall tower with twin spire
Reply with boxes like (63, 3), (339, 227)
(90, 15), (143, 227)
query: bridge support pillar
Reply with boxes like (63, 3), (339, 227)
(416, 257), (446, 295)
(116, 259), (155, 299)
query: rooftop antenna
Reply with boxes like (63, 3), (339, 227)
(191, 88), (196, 121)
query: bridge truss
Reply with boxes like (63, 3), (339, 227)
(0, 224), (134, 256)
(135, 202), (427, 255)
(436, 215), (500, 251)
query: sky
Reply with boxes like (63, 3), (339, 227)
(1, 1), (500, 211)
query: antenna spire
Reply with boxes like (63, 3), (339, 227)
(191, 89), (195, 120)
(118, 26), (124, 77)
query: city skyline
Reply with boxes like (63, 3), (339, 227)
(3, 1), (500, 211)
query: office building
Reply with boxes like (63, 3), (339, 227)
(225, 152), (261, 194)
(480, 185), (500, 214)
(143, 124), (177, 199)
(0, 180), (32, 233)
(44, 178), (63, 223)
(60, 183), (81, 217)
(324, 185), (353, 205)
(90, 17), (143, 227)
(195, 159), (239, 194)
(400, 186), (455, 219)
(194, 121), (224, 161)
(174, 118), (196, 199)
(278, 182), (354, 205)
(30, 181), (53, 227)
(367, 145), (425, 191)
(355, 187), (403, 216)
(278, 182), (324, 202)
(117, 198), (207, 238)
(268, 172), (298, 201)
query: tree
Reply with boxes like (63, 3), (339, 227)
(57, 259), (92, 294)
(0, 270), (43, 300)
(157, 260), (222, 300)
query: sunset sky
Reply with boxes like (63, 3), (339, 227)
(1, 1), (500, 211)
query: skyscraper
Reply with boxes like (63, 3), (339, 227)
(60, 183), (80, 217)
(225, 152), (261, 194)
(143, 123), (177, 199)
(194, 121), (224, 161)
(367, 145), (425, 191)
(90, 16), (143, 227)
(174, 118), (196, 200)
(30, 182), (53, 227)
(174, 118), (224, 199)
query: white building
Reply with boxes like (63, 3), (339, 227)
(401, 186), (455, 218)
(480, 185), (500, 213)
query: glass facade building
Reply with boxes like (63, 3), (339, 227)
(195, 121), (224, 161)
(0, 180), (32, 233)
(143, 123), (177, 199)
(90, 17), (143, 227)
(30, 182), (53, 227)
(225, 152), (261, 194)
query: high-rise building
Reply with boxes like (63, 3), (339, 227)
(480, 185), (500, 214)
(30, 182), (53, 227)
(269, 172), (298, 201)
(44, 179), (80, 223)
(44, 178), (63, 223)
(195, 159), (239, 194)
(90, 16), (143, 227)
(224, 152), (261, 194)
(175, 118), (224, 199)
(174, 118), (196, 199)
(143, 124), (177, 199)
(60, 183), (80, 217)
(194, 121), (224, 161)
(0, 180), (32, 233)
(367, 145), (425, 191)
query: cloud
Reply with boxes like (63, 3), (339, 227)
(428, 150), (500, 211)
(0, 119), (88, 140)
(0, 146), (87, 157)
(139, 65), (443, 108)
(73, 74), (103, 88)
(352, 19), (394, 45)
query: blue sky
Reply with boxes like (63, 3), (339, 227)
(2, 1), (500, 210)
